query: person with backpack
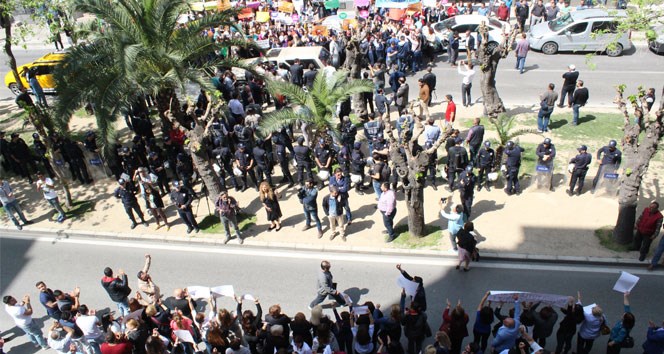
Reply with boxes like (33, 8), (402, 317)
(607, 292), (635, 354)
(447, 137), (468, 191)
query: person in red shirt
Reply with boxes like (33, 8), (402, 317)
(168, 122), (186, 146)
(632, 201), (663, 261)
(447, 2), (459, 17)
(100, 330), (133, 354)
(496, 2), (509, 21)
(445, 94), (457, 128)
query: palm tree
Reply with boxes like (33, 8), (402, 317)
(258, 70), (373, 141)
(490, 114), (537, 171)
(54, 0), (257, 202)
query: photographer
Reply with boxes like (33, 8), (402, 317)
(215, 191), (243, 244)
(299, 179), (323, 239)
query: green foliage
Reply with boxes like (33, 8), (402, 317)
(199, 213), (257, 234)
(392, 224), (442, 249)
(259, 71), (372, 140)
(595, 226), (631, 252)
(490, 114), (538, 147)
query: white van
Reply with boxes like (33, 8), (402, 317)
(528, 9), (632, 57)
(232, 46), (331, 80)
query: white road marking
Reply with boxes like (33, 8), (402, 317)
(1, 234), (659, 276)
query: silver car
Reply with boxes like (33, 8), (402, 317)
(528, 9), (632, 57)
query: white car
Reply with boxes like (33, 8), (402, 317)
(431, 15), (510, 52)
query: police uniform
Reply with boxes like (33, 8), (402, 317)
(32, 135), (55, 178)
(293, 140), (314, 186)
(337, 145), (351, 175)
(476, 144), (495, 191)
(569, 146), (592, 195)
(170, 185), (200, 233)
(62, 138), (92, 184)
(314, 142), (335, 188)
(363, 119), (384, 154)
(447, 141), (468, 190)
(340, 120), (357, 151)
(148, 153), (170, 195)
(458, 167), (476, 218)
(252, 142), (273, 187)
(504, 143), (525, 195)
(8, 135), (36, 183)
(592, 144), (622, 190)
(175, 153), (194, 189)
(350, 143), (366, 191)
(423, 141), (438, 189)
(114, 182), (147, 227)
(214, 146), (239, 191)
(535, 141), (556, 190)
(235, 146), (258, 191)
(272, 136), (294, 186)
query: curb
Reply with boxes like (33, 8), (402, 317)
(1, 225), (643, 267)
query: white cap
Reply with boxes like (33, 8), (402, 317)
(530, 342), (544, 353)
(569, 64), (576, 70)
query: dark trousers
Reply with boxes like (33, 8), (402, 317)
(469, 145), (480, 166)
(450, 336), (463, 354)
(70, 158), (91, 183)
(607, 343), (622, 354)
(296, 162), (314, 185)
(473, 330), (490, 352)
(506, 167), (520, 193)
(407, 337), (424, 354)
(423, 163), (436, 186)
(576, 336), (595, 354)
(461, 83), (472, 106)
(14, 158), (34, 183)
(177, 207), (199, 230)
(278, 159), (294, 184)
(240, 168), (258, 188)
(123, 202), (145, 224)
(592, 164), (607, 190)
(461, 194), (473, 219)
(381, 209), (396, 238)
(448, 168), (459, 189)
(309, 291), (346, 308)
(569, 168), (588, 194)
(633, 230), (656, 258)
(477, 166), (491, 189)
(555, 329), (575, 354)
(560, 85), (575, 106)
(256, 164), (273, 186)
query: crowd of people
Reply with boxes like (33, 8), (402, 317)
(3, 257), (664, 354)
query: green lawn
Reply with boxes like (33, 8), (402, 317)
(549, 112), (624, 151)
(199, 213), (257, 235)
(391, 224), (442, 249)
(594, 226), (630, 252)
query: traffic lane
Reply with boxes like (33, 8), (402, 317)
(0, 48), (54, 99)
(1, 234), (663, 354)
(404, 48), (664, 106)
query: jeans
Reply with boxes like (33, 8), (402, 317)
(381, 209), (396, 238)
(461, 83), (472, 106)
(47, 197), (67, 220)
(650, 236), (664, 267)
(220, 213), (241, 238)
(572, 103), (582, 125)
(560, 85), (575, 106)
(3, 199), (28, 226)
(516, 56), (526, 73)
(115, 299), (130, 317)
(309, 291), (346, 308)
(304, 207), (322, 231)
(373, 180), (382, 199)
(19, 320), (47, 347)
(537, 107), (553, 131)
(412, 51), (422, 72)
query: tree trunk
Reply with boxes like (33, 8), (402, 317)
(613, 202), (637, 245)
(3, 15), (25, 91)
(188, 123), (223, 203)
(405, 184), (425, 237)
(156, 88), (178, 131)
(479, 53), (506, 119)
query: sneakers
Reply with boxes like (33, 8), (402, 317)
(186, 228), (193, 234)
(223, 236), (230, 244)
(302, 225), (311, 231)
(318, 230), (324, 239)
(57, 216), (65, 223)
(130, 223), (137, 229)
(16, 224), (23, 230)
(238, 236), (244, 245)
(341, 235), (347, 242)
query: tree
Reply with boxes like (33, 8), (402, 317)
(384, 102), (449, 237)
(612, 85), (664, 244)
(259, 70), (373, 142)
(490, 114), (537, 171)
(478, 22), (518, 119)
(54, 0), (256, 202)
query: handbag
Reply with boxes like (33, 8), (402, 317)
(600, 323), (611, 336)
(621, 335), (634, 348)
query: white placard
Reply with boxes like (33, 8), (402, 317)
(341, 292), (353, 306)
(397, 274), (419, 297)
(583, 303), (597, 313)
(488, 291), (569, 307)
(242, 294), (256, 301)
(613, 271), (639, 293)
(174, 329), (196, 344)
(211, 285), (235, 298)
(353, 305), (369, 315)
(187, 286), (211, 299)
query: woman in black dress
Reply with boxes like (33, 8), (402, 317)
(145, 185), (169, 230)
(259, 181), (282, 231)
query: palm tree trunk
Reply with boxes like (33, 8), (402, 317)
(156, 88), (178, 132)
(188, 122), (223, 203)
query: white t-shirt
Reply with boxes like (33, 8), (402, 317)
(76, 315), (103, 340)
(48, 332), (73, 353)
(37, 178), (58, 200)
(4, 303), (32, 326)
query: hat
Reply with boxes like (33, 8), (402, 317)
(484, 141), (491, 147)
(296, 136), (305, 143)
(609, 139), (617, 147)
(353, 142), (362, 149)
(172, 181), (181, 188)
(237, 142), (246, 149)
(318, 138), (325, 145)
(578, 144), (587, 151)
(32, 133), (40, 139)
(455, 137), (463, 144)
(118, 178), (126, 184)
(543, 138), (551, 145)
(466, 165), (473, 172)
(568, 64), (576, 70)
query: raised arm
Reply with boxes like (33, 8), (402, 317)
(477, 291), (490, 311)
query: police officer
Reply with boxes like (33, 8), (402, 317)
(147, 152), (169, 195)
(83, 131), (99, 154)
(535, 138), (557, 191)
(234, 143), (259, 192)
(213, 144), (240, 191)
(131, 135), (149, 168)
(423, 141), (438, 190)
(8, 133), (36, 183)
(114, 178), (148, 229)
(476, 141), (494, 191)
(32, 133), (55, 178)
(339, 116), (357, 152)
(175, 152), (194, 189)
(62, 138), (92, 184)
(293, 136), (314, 186)
(337, 142), (351, 176)
(162, 135), (183, 176)
(592, 139), (622, 191)
(119, 146), (140, 178)
(465, 118), (485, 166)
(314, 138), (335, 189)
(363, 114), (384, 155)
(350, 142), (367, 192)
(447, 137), (468, 190)
(568, 144), (592, 196)
(458, 165), (476, 219)
(253, 139), (274, 187)
(169, 181), (200, 234)
(504, 141), (524, 195)
(272, 135), (295, 187)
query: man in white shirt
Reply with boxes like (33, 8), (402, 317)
(3, 294), (49, 349)
(458, 61), (476, 107)
(0, 179), (31, 230)
(47, 321), (75, 353)
(75, 304), (104, 354)
(36, 172), (66, 223)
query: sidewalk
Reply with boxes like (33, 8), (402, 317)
(1, 101), (659, 267)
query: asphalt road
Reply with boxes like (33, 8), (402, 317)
(2, 45), (663, 107)
(1, 233), (663, 354)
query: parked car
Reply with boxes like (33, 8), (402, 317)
(648, 25), (664, 55)
(231, 46), (330, 82)
(527, 9), (631, 57)
(4, 52), (65, 95)
(430, 15), (510, 52)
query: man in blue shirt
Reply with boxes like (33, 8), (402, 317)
(492, 294), (522, 353)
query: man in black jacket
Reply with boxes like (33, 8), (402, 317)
(299, 179), (323, 238)
(101, 267), (131, 316)
(568, 145), (592, 196)
(558, 64), (579, 108)
(290, 59), (304, 87)
(571, 80), (589, 126)
(170, 181), (200, 234)
(114, 178), (148, 229)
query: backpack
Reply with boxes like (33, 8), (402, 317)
(452, 148), (467, 170)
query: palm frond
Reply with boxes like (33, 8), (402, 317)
(258, 109), (306, 135)
(266, 80), (309, 105)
